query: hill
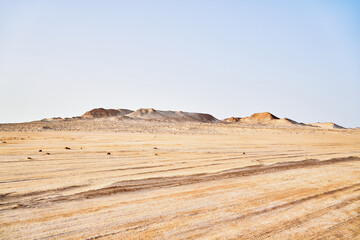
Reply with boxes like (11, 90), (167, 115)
(81, 108), (133, 118)
(249, 112), (279, 121)
(81, 108), (218, 123)
(126, 108), (218, 122)
(309, 122), (345, 129)
(223, 112), (300, 126)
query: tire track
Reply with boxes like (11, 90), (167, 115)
(78, 184), (360, 240)
(4, 156), (359, 210)
(172, 185), (360, 239)
(245, 194), (360, 239)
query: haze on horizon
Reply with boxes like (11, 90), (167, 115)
(0, 0), (359, 127)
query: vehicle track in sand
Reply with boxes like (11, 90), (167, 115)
(1, 130), (360, 239)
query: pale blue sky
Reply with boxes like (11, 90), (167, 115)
(0, 0), (359, 127)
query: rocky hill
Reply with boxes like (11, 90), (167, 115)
(222, 112), (300, 126)
(81, 108), (133, 118)
(81, 108), (218, 123)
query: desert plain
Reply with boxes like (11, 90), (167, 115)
(1, 117), (360, 239)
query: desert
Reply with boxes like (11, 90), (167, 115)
(2, 1), (359, 239)
(1, 108), (359, 239)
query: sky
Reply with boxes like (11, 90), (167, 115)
(0, 0), (359, 127)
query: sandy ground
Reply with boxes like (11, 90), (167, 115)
(1, 125), (360, 239)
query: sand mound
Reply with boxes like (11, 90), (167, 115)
(249, 112), (279, 121)
(223, 117), (241, 123)
(309, 122), (345, 129)
(222, 112), (301, 127)
(82, 108), (133, 118)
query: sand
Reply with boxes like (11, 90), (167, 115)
(0, 122), (360, 239)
